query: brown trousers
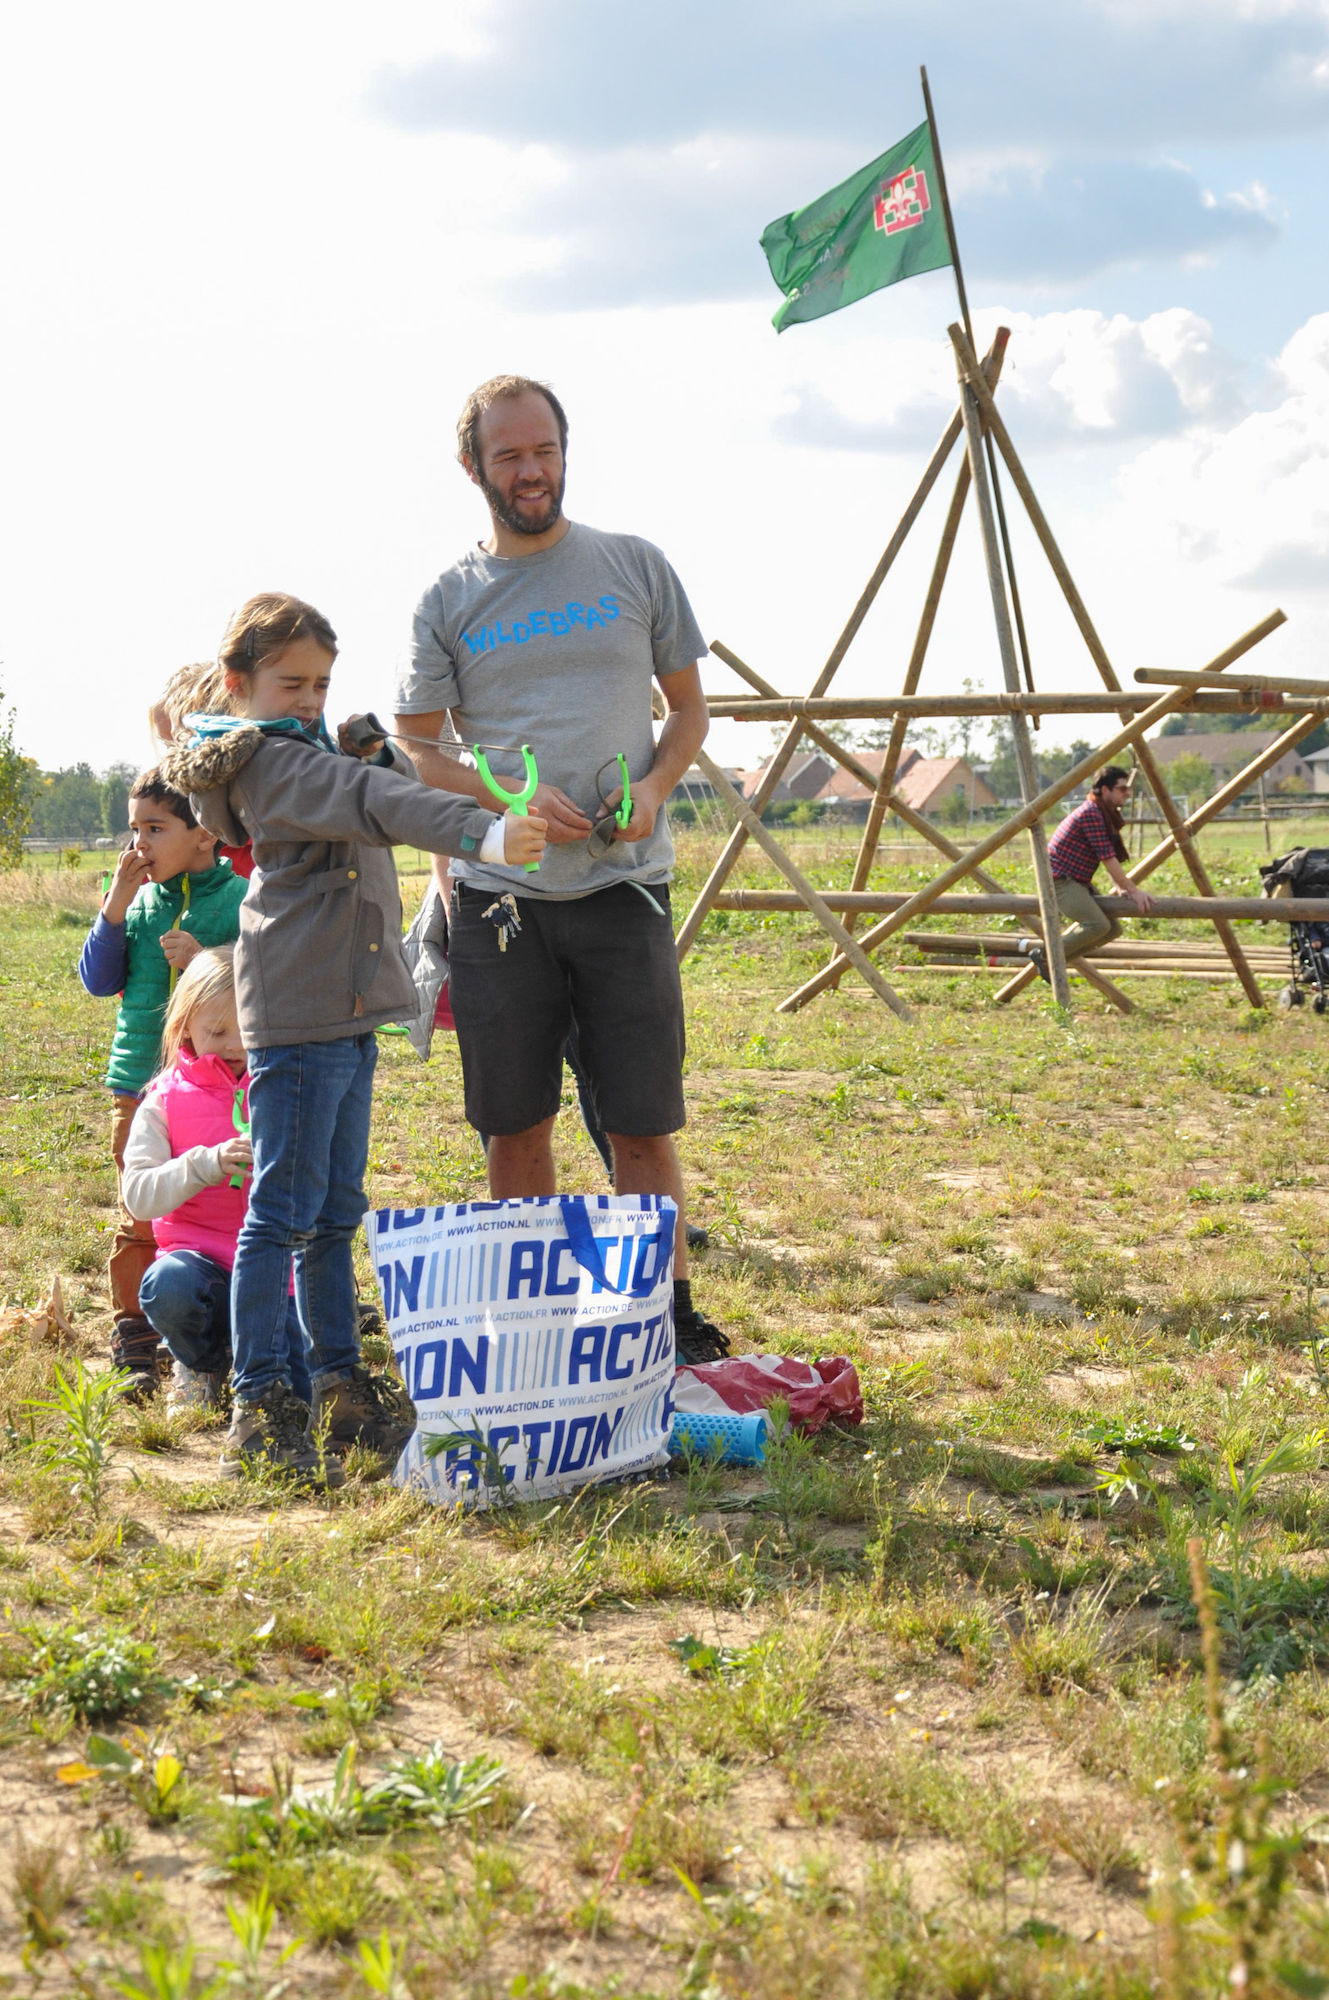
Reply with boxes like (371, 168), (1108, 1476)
(1054, 877), (1122, 963)
(109, 1091), (156, 1325)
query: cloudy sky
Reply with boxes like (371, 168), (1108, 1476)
(2, 0), (1326, 777)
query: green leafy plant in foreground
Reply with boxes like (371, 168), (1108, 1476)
(24, 1357), (130, 1513)
(19, 1624), (163, 1722)
(1082, 1415), (1197, 1455)
(669, 1634), (764, 1681)
(1099, 1425), (1327, 1677)
(218, 1741), (508, 1869)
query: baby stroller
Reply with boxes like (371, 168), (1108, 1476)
(1260, 847), (1329, 1012)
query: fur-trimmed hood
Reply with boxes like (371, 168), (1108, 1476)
(162, 724), (265, 797)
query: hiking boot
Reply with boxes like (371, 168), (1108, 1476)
(311, 1364), (416, 1459)
(684, 1223), (710, 1252)
(1017, 938), (1050, 983)
(166, 1361), (222, 1416)
(110, 1317), (163, 1404)
(219, 1380), (344, 1487)
(674, 1308), (732, 1368)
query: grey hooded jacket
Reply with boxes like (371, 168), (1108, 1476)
(162, 728), (497, 1049)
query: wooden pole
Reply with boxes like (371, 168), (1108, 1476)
(920, 66), (1038, 713)
(773, 611), (1285, 1014)
(949, 323), (1268, 1009)
(673, 353), (994, 961)
(1135, 666), (1329, 697)
(692, 748), (913, 1020)
(712, 889), (1328, 920)
(955, 351), (1072, 1005)
(703, 691), (1287, 719)
(903, 932), (1286, 961)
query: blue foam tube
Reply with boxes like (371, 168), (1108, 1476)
(668, 1408), (770, 1465)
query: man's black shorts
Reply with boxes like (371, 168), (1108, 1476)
(447, 881), (686, 1139)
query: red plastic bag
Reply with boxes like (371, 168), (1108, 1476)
(673, 1353), (862, 1433)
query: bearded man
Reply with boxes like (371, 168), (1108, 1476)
(393, 373), (729, 1366)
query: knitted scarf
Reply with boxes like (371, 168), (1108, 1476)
(1096, 791), (1129, 863)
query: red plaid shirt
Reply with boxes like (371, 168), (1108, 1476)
(1047, 797), (1117, 884)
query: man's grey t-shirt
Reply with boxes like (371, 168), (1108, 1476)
(397, 522), (707, 898)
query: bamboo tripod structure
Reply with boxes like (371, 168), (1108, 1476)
(675, 323), (1304, 1020)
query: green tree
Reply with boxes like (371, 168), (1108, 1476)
(0, 687), (31, 868)
(28, 764), (103, 841)
(1168, 752), (1214, 802)
(100, 763), (135, 838)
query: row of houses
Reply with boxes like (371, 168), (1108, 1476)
(671, 728), (1322, 817)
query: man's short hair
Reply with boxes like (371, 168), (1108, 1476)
(456, 375), (569, 472)
(1095, 765), (1132, 792)
(130, 767), (199, 831)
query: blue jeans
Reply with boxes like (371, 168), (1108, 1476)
(230, 1034), (377, 1403)
(139, 1249), (312, 1404)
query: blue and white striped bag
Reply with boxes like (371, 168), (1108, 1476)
(366, 1194), (677, 1507)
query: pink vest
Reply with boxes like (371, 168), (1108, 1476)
(143, 1050), (250, 1272)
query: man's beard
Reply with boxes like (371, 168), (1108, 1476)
(479, 467), (566, 538)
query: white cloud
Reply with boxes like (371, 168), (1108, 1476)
(777, 307), (1247, 453)
(1116, 312), (1329, 596)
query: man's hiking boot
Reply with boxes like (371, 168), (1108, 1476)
(220, 1380), (344, 1487)
(110, 1317), (163, 1404)
(311, 1364), (417, 1460)
(1017, 938), (1051, 983)
(166, 1361), (222, 1415)
(675, 1309), (732, 1368)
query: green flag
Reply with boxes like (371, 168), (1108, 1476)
(760, 121), (952, 333)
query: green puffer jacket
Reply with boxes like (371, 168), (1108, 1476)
(105, 863), (248, 1094)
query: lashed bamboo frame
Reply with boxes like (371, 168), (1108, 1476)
(676, 321), (1297, 1018)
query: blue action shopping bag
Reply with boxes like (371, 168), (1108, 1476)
(366, 1194), (677, 1507)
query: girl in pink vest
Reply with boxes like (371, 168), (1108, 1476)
(122, 947), (310, 1413)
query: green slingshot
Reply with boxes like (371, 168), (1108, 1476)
(472, 743), (540, 872)
(589, 753), (633, 854)
(228, 1087), (250, 1189)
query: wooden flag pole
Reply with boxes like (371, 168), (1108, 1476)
(825, 329), (1011, 987)
(955, 362), (1073, 1004)
(921, 66), (1038, 717)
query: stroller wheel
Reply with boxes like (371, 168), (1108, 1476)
(1280, 984), (1305, 1009)
(1315, 995), (1327, 1015)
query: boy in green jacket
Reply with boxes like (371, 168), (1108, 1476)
(79, 769), (248, 1395)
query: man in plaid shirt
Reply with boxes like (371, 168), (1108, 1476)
(1021, 765), (1153, 979)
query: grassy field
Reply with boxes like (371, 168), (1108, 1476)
(1, 820), (1329, 1998)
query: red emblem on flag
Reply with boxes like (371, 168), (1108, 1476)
(874, 166), (931, 235)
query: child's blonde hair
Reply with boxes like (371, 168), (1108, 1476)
(151, 661), (234, 746)
(160, 946), (239, 1070)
